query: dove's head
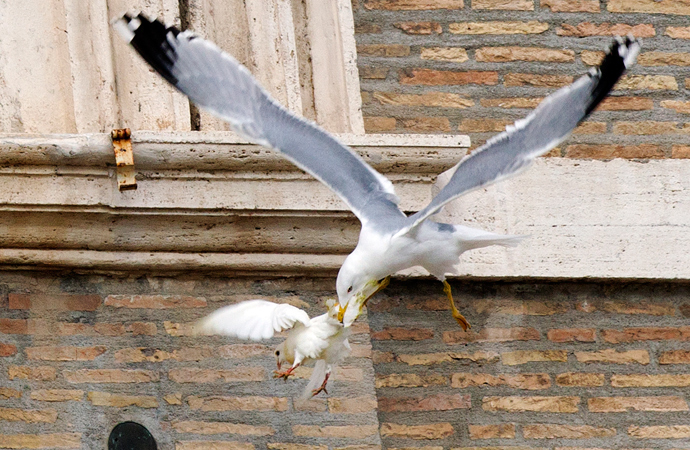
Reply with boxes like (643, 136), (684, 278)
(274, 341), (292, 370)
(336, 257), (390, 327)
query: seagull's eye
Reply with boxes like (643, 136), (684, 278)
(275, 350), (280, 356)
(347, 286), (353, 294)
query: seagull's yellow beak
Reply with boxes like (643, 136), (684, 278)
(338, 276), (390, 325)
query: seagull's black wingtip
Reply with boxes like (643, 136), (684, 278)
(115, 13), (181, 86)
(585, 35), (641, 116)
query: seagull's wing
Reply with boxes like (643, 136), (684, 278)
(195, 299), (311, 341)
(400, 36), (640, 235)
(114, 14), (405, 229)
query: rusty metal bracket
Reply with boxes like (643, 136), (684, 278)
(111, 128), (137, 191)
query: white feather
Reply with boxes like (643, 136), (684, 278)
(195, 300), (310, 341)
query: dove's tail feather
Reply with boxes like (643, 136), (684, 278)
(302, 360), (329, 399)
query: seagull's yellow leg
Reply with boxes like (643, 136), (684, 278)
(443, 280), (471, 331)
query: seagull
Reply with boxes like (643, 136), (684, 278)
(115, 14), (640, 329)
(196, 299), (350, 397)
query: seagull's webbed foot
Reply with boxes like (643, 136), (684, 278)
(443, 280), (471, 331)
(311, 372), (331, 397)
(273, 364), (300, 380)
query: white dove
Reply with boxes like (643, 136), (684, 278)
(195, 299), (350, 397)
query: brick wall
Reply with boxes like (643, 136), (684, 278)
(0, 273), (380, 449)
(1, 273), (689, 448)
(368, 279), (690, 449)
(353, 0), (690, 158)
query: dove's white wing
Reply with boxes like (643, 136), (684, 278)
(196, 300), (311, 341)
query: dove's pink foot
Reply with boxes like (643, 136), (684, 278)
(311, 372), (331, 397)
(273, 364), (300, 380)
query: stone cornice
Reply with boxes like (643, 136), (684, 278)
(1, 132), (689, 280)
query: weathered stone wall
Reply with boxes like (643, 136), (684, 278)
(354, 0), (690, 158)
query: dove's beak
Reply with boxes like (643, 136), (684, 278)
(276, 361), (281, 370)
(339, 276), (390, 326)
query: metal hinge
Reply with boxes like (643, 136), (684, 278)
(111, 128), (137, 191)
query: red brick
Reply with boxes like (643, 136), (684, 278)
(30, 390), (83, 402)
(468, 424), (516, 439)
(480, 97), (543, 109)
(0, 433), (81, 449)
(452, 373), (550, 390)
(483, 396), (580, 412)
(168, 367), (265, 383)
(9, 294), (101, 311)
(580, 300), (676, 315)
(176, 442), (253, 450)
(104, 295), (206, 308)
(8, 365), (56, 381)
(400, 69), (499, 85)
(127, 322), (157, 335)
(0, 342), (17, 357)
(63, 369), (159, 383)
(88, 391), (158, 408)
(364, 0), (464, 10)
(666, 26), (690, 39)
(601, 327), (689, 343)
(174, 421), (275, 436)
(473, 0), (533, 10)
(0, 318), (28, 334)
(501, 350), (567, 365)
(523, 424), (616, 439)
(327, 396), (378, 414)
(673, 145), (690, 158)
(26, 345), (106, 361)
(612, 374), (690, 387)
(359, 67), (389, 79)
(596, 97), (654, 111)
(364, 117), (396, 132)
(473, 299), (567, 315)
(628, 425), (690, 439)
(504, 73), (573, 87)
(375, 373), (447, 388)
(459, 118), (513, 133)
(575, 349), (650, 365)
(542, 0), (599, 11)
(608, 0), (690, 15)
(402, 117), (451, 132)
(547, 328), (596, 342)
(293, 425), (379, 438)
(115, 347), (215, 363)
(443, 327), (540, 344)
(380, 423), (454, 439)
(397, 351), (499, 365)
(394, 22), (442, 34)
(557, 22), (655, 37)
(0, 406), (58, 424)
(0, 387), (21, 399)
(188, 396), (288, 411)
(218, 344), (270, 359)
(565, 144), (664, 159)
(659, 350), (690, 364)
(371, 327), (433, 340)
(357, 44), (410, 57)
(378, 394), (470, 412)
(556, 373), (605, 387)
(613, 121), (679, 135)
(475, 47), (574, 63)
(355, 23), (382, 34)
(638, 51), (690, 66)
(588, 396), (688, 412)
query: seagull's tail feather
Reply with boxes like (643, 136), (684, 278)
(301, 360), (329, 399)
(464, 234), (528, 251)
